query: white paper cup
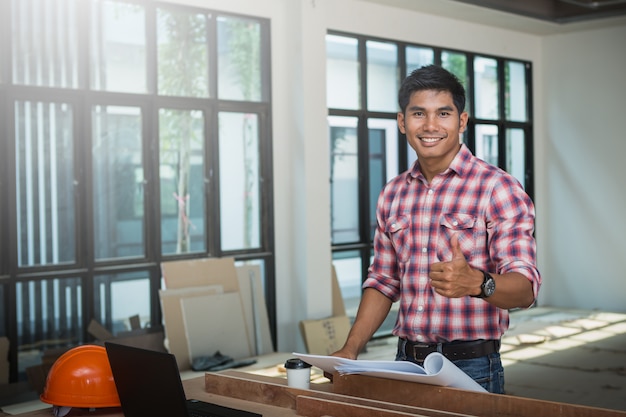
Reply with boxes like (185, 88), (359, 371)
(284, 358), (312, 389)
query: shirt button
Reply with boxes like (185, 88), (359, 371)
(428, 189), (434, 195)
(417, 305), (424, 312)
(452, 220), (458, 226)
(421, 247), (427, 253)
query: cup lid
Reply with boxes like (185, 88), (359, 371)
(284, 358), (312, 369)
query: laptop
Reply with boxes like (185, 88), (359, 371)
(104, 341), (262, 417)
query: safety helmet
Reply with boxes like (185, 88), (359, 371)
(40, 344), (121, 408)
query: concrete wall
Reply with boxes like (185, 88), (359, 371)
(539, 24), (626, 311)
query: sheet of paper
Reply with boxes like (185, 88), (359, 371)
(294, 352), (486, 392)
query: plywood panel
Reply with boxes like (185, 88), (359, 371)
(159, 285), (223, 369)
(181, 292), (252, 361)
(236, 265), (274, 355)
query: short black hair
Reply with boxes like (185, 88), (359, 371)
(398, 65), (466, 114)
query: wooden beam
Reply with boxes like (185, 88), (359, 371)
(296, 396), (477, 417)
(204, 372), (473, 416)
(332, 373), (626, 417)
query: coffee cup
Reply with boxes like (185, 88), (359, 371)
(284, 358), (312, 389)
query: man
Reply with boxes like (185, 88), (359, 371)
(332, 65), (541, 394)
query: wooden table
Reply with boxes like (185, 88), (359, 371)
(12, 371), (626, 417)
(10, 376), (297, 417)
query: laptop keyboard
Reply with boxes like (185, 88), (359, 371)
(187, 399), (262, 417)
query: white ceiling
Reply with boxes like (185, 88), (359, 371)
(358, 0), (626, 35)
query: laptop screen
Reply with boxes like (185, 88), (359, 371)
(105, 341), (191, 417)
(105, 342), (262, 417)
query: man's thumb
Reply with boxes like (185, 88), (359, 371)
(451, 233), (465, 260)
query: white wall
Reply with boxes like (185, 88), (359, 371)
(168, 0), (626, 353)
(539, 24), (626, 311)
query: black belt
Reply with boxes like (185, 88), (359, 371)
(400, 338), (500, 363)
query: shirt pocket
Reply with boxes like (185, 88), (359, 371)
(436, 213), (477, 262)
(385, 215), (412, 263)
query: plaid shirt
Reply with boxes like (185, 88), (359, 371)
(363, 145), (541, 343)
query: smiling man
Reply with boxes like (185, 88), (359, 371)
(331, 65), (541, 394)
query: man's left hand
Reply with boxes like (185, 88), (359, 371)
(429, 234), (482, 298)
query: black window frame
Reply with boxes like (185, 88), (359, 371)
(328, 30), (535, 337)
(0, 0), (276, 384)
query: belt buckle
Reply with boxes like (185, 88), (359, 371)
(410, 343), (435, 361)
(413, 343), (431, 349)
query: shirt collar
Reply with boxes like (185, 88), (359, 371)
(407, 144), (473, 182)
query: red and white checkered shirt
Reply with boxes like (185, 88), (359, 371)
(363, 145), (541, 343)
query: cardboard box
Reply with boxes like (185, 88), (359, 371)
(87, 318), (167, 353)
(299, 315), (351, 355)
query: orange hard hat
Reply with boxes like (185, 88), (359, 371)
(40, 344), (121, 408)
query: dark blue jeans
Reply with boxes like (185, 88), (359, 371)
(396, 344), (505, 394)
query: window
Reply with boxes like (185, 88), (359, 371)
(327, 31), (534, 337)
(0, 0), (274, 384)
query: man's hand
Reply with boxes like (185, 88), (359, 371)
(323, 348), (357, 380)
(429, 234), (482, 298)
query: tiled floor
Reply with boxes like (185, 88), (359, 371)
(2, 307), (625, 415)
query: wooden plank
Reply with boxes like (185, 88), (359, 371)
(297, 396), (432, 417)
(204, 372), (473, 417)
(332, 373), (626, 417)
(205, 371), (305, 409)
(296, 396), (477, 417)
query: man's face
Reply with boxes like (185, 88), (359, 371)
(398, 89), (468, 167)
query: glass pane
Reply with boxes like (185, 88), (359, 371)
(219, 112), (261, 251)
(442, 51), (467, 87)
(506, 61), (528, 122)
(92, 106), (145, 260)
(329, 116), (359, 244)
(368, 118), (399, 240)
(94, 272), (150, 333)
(217, 16), (262, 101)
(326, 35), (360, 110)
(366, 41), (398, 112)
(160, 109), (206, 255)
(506, 128), (526, 188)
(16, 277), (83, 350)
(474, 56), (499, 120)
(157, 8), (209, 98)
(441, 51), (468, 114)
(406, 46), (434, 75)
(15, 101), (75, 267)
(475, 124), (499, 167)
(91, 0), (147, 93)
(11, 0), (79, 88)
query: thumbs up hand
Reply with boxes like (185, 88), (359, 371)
(429, 234), (482, 298)
(450, 233), (466, 262)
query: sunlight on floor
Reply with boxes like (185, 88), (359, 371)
(501, 310), (626, 365)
